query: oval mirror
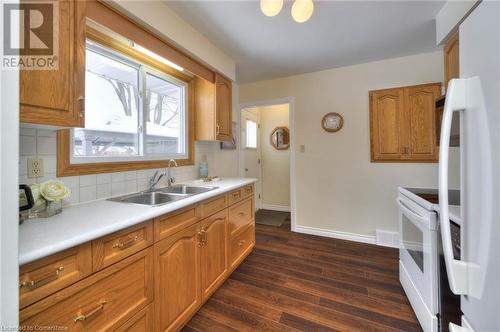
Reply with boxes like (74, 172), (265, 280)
(270, 126), (290, 150)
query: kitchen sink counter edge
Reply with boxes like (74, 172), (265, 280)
(19, 178), (256, 265)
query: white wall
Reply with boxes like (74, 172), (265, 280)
(258, 104), (290, 208)
(108, 0), (236, 80)
(240, 51), (460, 238)
(436, 0), (478, 45)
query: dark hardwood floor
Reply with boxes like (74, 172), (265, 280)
(183, 219), (421, 332)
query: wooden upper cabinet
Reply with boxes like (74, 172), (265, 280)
(194, 73), (233, 142)
(369, 88), (405, 161)
(154, 223), (201, 332)
(444, 32), (460, 92)
(214, 73), (232, 140)
(20, 0), (86, 127)
(404, 84), (441, 161)
(370, 83), (441, 162)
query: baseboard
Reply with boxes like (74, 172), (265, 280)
(293, 225), (376, 245)
(261, 204), (291, 212)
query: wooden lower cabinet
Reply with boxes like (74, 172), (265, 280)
(154, 223), (202, 332)
(19, 187), (255, 332)
(230, 223), (255, 270)
(20, 248), (153, 331)
(19, 243), (92, 309)
(116, 304), (154, 332)
(200, 210), (228, 301)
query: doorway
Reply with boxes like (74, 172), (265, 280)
(240, 100), (294, 229)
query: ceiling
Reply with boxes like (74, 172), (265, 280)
(165, 1), (445, 83)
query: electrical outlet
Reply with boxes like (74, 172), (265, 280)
(300, 144), (306, 153)
(28, 157), (44, 178)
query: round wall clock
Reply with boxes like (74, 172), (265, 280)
(321, 112), (344, 132)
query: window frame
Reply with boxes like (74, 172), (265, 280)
(56, 27), (195, 177)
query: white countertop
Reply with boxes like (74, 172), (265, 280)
(19, 178), (256, 265)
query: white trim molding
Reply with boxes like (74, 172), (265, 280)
(261, 204), (291, 212)
(294, 225), (376, 245)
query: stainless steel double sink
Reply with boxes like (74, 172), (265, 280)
(108, 184), (217, 206)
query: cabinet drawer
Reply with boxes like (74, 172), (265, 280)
(92, 221), (153, 272)
(228, 197), (254, 237)
(227, 189), (243, 205)
(115, 304), (153, 332)
(200, 194), (227, 218)
(154, 205), (201, 241)
(19, 243), (92, 309)
(241, 184), (254, 198)
(230, 223), (255, 269)
(20, 248), (153, 331)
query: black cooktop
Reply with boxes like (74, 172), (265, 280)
(405, 188), (461, 205)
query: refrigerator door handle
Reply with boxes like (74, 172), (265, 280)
(439, 78), (470, 295)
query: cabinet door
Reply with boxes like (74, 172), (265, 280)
(154, 223), (201, 332)
(404, 84), (441, 161)
(200, 210), (228, 301)
(369, 88), (405, 161)
(20, 0), (85, 127)
(444, 32), (459, 92)
(215, 74), (232, 141)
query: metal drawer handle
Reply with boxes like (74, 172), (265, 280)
(19, 266), (64, 289)
(238, 240), (246, 247)
(232, 192), (240, 198)
(200, 228), (207, 246)
(73, 300), (107, 323)
(238, 212), (245, 218)
(112, 235), (139, 250)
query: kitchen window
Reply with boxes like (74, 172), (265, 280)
(72, 40), (188, 163)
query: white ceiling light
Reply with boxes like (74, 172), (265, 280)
(291, 0), (314, 23)
(260, 0), (284, 17)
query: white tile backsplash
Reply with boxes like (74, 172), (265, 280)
(20, 129), (219, 205)
(80, 174), (97, 187)
(97, 183), (112, 199)
(96, 173), (112, 184)
(79, 185), (97, 202)
(111, 181), (127, 196)
(36, 136), (56, 155)
(111, 172), (126, 183)
(20, 136), (37, 155)
(42, 155), (57, 174)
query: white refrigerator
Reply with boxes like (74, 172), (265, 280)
(438, 1), (500, 332)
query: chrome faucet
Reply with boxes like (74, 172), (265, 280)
(148, 171), (164, 191)
(167, 159), (178, 187)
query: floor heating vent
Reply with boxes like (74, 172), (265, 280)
(376, 230), (400, 248)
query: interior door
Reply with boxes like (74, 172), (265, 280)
(242, 108), (261, 210)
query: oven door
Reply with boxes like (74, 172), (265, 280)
(398, 195), (439, 314)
